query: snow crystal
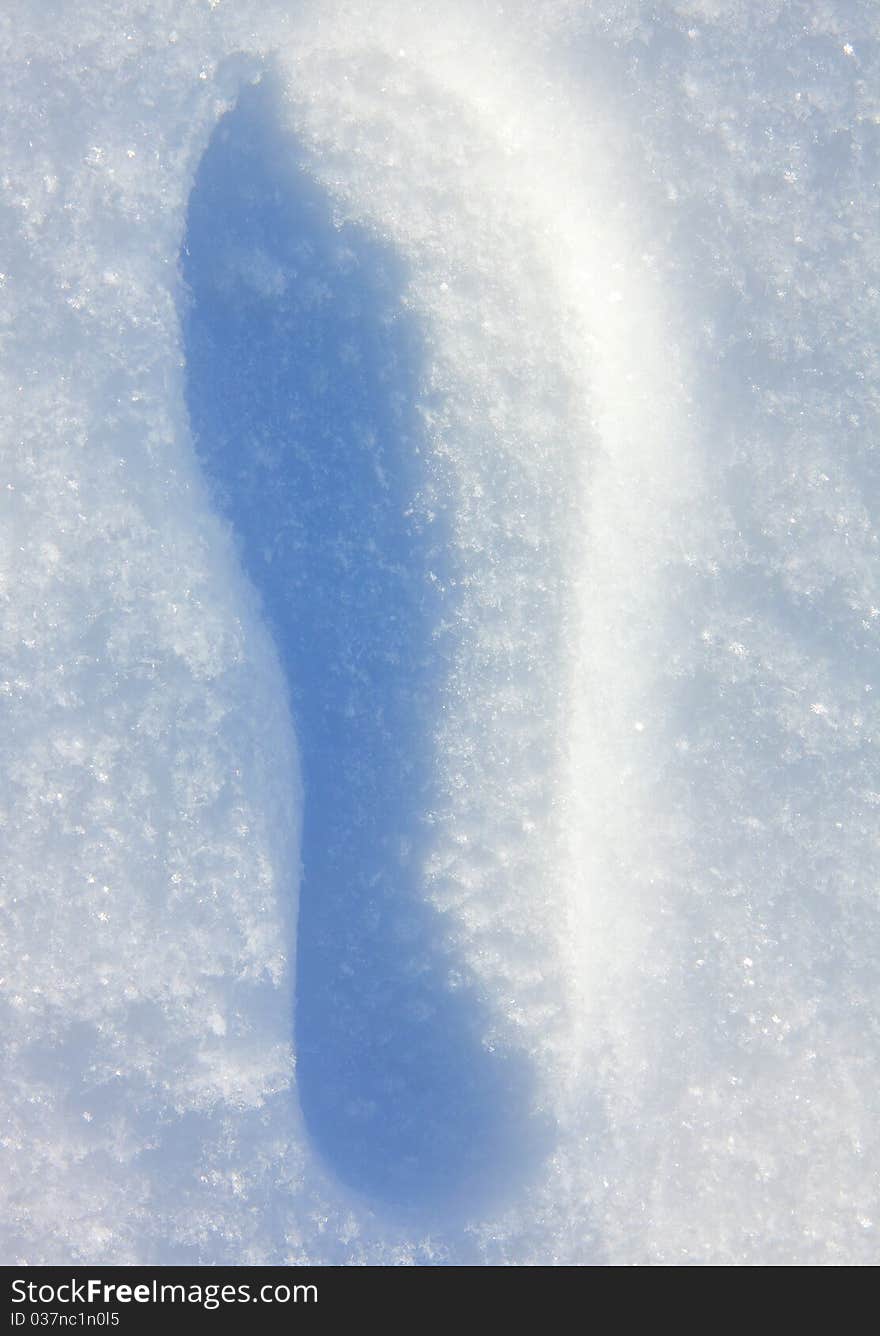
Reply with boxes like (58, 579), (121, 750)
(1, 0), (879, 1266)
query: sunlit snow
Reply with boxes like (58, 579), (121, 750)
(1, 0), (879, 1265)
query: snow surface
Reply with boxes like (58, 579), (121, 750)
(2, 0), (879, 1265)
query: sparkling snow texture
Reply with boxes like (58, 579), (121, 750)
(2, 0), (879, 1264)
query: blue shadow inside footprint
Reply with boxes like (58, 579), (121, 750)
(182, 76), (548, 1211)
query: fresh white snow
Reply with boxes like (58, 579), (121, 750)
(1, 0), (879, 1264)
